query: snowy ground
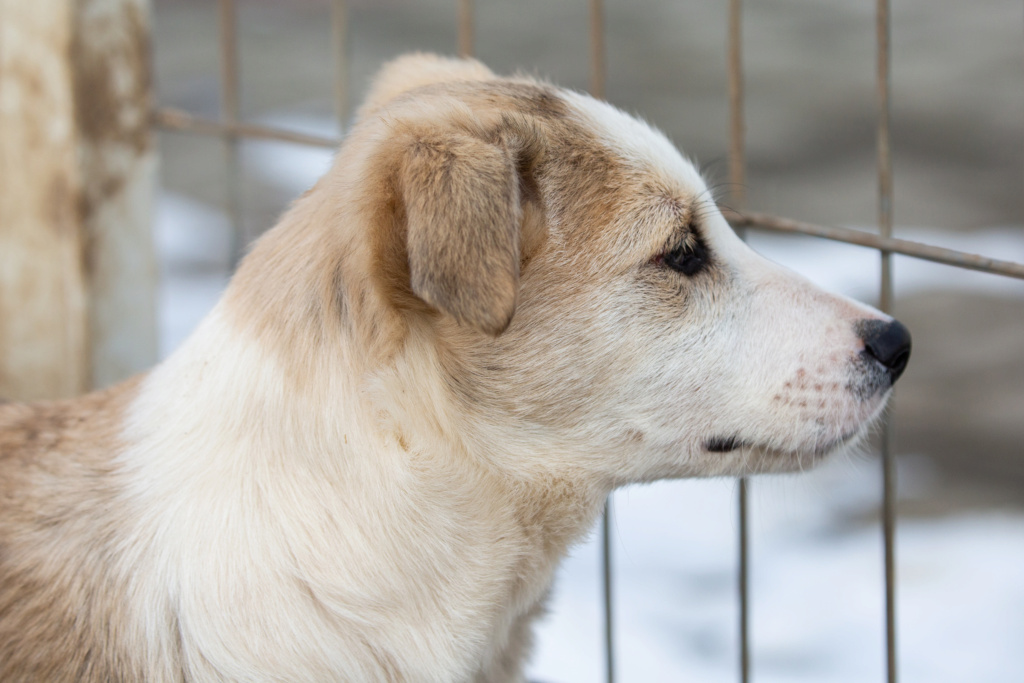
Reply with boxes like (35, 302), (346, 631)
(155, 119), (1024, 682)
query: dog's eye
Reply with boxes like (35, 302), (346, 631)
(657, 238), (708, 276)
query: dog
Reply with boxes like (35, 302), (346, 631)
(0, 53), (910, 682)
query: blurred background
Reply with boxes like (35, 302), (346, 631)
(7, 0), (1023, 680)
(155, 0), (1024, 681)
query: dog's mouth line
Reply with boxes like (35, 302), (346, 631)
(704, 429), (861, 458)
(705, 435), (747, 453)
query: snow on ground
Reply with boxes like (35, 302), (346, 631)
(530, 462), (1024, 683)
(155, 119), (1024, 682)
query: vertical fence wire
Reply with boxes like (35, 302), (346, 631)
(600, 499), (615, 683)
(876, 1), (898, 681)
(589, 0), (606, 101)
(728, 1), (750, 681)
(458, 0), (474, 58)
(728, 0), (746, 217)
(331, 0), (349, 129)
(218, 0), (244, 267)
(736, 479), (750, 683)
(587, 2), (614, 680)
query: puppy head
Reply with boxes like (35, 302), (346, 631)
(327, 55), (909, 484)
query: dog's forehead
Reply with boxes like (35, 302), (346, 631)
(390, 78), (705, 199)
(561, 90), (707, 196)
(526, 89), (713, 268)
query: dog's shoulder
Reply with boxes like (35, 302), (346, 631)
(0, 375), (141, 480)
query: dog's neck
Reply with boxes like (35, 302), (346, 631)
(363, 331), (611, 561)
(119, 302), (607, 652)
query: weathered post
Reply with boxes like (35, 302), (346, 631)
(0, 0), (157, 400)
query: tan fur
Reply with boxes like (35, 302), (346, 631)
(403, 130), (522, 335)
(356, 52), (495, 121)
(0, 54), (906, 682)
(0, 378), (153, 682)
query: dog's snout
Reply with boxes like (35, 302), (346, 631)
(858, 319), (912, 383)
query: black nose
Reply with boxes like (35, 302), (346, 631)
(857, 319), (912, 383)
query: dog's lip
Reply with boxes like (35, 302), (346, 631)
(704, 435), (747, 453)
(704, 428), (861, 457)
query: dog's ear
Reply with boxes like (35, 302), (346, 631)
(357, 53), (494, 122)
(400, 131), (522, 336)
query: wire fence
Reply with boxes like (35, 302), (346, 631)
(150, 2), (1024, 682)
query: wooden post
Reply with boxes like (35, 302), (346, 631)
(0, 0), (157, 400)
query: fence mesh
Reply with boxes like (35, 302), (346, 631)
(151, 2), (1024, 681)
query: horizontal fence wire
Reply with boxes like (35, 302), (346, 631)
(729, 211), (1024, 281)
(151, 109), (1024, 283)
(154, 107), (342, 148)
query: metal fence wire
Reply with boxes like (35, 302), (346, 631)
(150, 1), (1024, 682)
